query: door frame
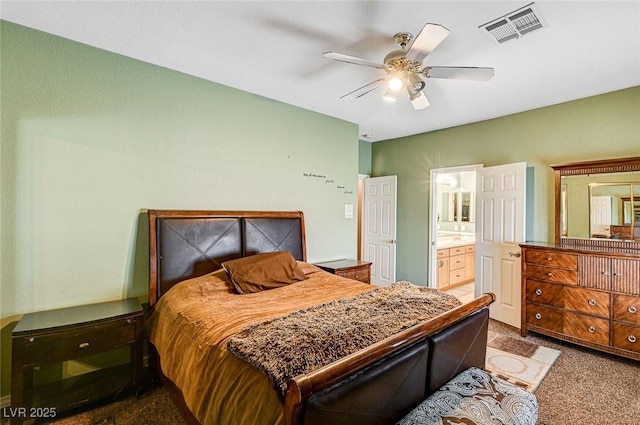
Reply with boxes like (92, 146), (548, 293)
(357, 174), (369, 260)
(429, 164), (483, 288)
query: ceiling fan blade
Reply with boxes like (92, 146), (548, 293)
(405, 23), (450, 62)
(410, 91), (430, 110)
(423, 66), (495, 81)
(323, 52), (385, 69)
(340, 78), (387, 100)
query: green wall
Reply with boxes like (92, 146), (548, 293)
(0, 21), (360, 397)
(358, 140), (372, 176)
(371, 86), (640, 285)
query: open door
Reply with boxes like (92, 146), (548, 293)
(476, 162), (526, 328)
(363, 176), (397, 286)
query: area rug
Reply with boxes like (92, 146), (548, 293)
(485, 331), (561, 392)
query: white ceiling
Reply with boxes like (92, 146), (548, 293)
(2, 1), (639, 142)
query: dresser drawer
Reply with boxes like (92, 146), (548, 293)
(20, 320), (136, 365)
(525, 280), (564, 307)
(563, 287), (610, 318)
(613, 294), (640, 324)
(526, 250), (578, 269)
(338, 268), (370, 284)
(526, 303), (563, 332)
(563, 312), (609, 345)
(612, 322), (640, 353)
(526, 264), (578, 285)
(449, 254), (465, 270)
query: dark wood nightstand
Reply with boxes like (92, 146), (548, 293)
(10, 298), (143, 424)
(315, 259), (372, 284)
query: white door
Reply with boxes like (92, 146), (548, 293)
(363, 176), (397, 286)
(476, 162), (526, 328)
(590, 196), (612, 237)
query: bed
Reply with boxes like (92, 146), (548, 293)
(145, 209), (495, 425)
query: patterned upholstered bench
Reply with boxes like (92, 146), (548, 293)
(396, 367), (538, 425)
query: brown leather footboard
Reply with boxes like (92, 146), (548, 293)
(303, 339), (430, 425)
(427, 306), (490, 393)
(298, 307), (490, 425)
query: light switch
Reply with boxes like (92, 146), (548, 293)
(344, 204), (354, 219)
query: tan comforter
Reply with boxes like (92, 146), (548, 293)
(146, 262), (375, 425)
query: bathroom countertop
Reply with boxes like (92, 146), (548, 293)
(436, 240), (475, 249)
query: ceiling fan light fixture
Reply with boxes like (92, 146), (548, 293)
(387, 76), (403, 91)
(383, 87), (398, 102)
(409, 90), (430, 110)
(324, 22), (492, 109)
(408, 73), (426, 92)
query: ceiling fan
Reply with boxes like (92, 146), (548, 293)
(323, 23), (494, 110)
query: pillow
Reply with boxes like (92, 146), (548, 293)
(222, 251), (307, 294)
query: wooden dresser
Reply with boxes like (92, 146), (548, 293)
(521, 242), (640, 360)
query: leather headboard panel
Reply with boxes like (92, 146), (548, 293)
(244, 217), (304, 261)
(148, 210), (306, 307)
(157, 217), (242, 299)
(303, 340), (429, 425)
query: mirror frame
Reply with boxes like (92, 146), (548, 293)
(551, 156), (640, 245)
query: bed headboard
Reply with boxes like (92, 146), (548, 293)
(148, 210), (306, 307)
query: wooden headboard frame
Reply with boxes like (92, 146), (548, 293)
(148, 210), (306, 308)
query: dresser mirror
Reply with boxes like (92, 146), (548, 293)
(552, 157), (640, 244)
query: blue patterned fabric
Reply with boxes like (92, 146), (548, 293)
(397, 367), (538, 425)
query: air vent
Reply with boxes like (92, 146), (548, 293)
(479, 2), (547, 45)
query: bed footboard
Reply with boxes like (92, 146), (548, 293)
(283, 293), (495, 425)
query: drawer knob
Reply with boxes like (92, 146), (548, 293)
(588, 326), (597, 334)
(547, 272), (553, 277)
(28, 337), (34, 343)
(535, 289), (543, 296)
(535, 313), (542, 320)
(628, 335), (637, 343)
(546, 257), (552, 261)
(629, 306), (638, 314)
(588, 299), (597, 306)
(79, 342), (90, 349)
(601, 271), (608, 276)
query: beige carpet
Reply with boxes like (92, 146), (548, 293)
(490, 320), (640, 425)
(23, 319), (640, 425)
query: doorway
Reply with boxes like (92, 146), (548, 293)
(429, 164), (482, 293)
(430, 162), (527, 328)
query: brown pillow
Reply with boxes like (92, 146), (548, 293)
(222, 251), (307, 294)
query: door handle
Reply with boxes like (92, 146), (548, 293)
(383, 239), (397, 244)
(509, 252), (521, 258)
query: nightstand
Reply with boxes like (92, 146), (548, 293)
(315, 259), (372, 284)
(10, 298), (143, 424)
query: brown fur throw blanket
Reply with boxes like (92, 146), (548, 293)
(227, 281), (462, 396)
